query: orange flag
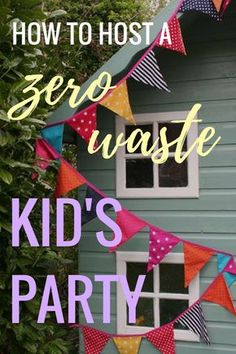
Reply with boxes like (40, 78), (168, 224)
(203, 275), (236, 316)
(184, 243), (214, 287)
(55, 160), (86, 197)
(212, 0), (223, 12)
(113, 336), (142, 354)
(100, 81), (135, 125)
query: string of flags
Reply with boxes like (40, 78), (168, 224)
(40, 0), (232, 153)
(36, 0), (235, 353)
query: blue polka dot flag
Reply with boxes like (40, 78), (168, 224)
(180, 0), (221, 20)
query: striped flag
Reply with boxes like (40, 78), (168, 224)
(130, 50), (170, 91)
(176, 302), (210, 344)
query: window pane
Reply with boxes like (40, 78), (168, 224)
(126, 159), (153, 188)
(160, 299), (189, 326)
(127, 298), (154, 327)
(127, 262), (153, 292)
(159, 122), (187, 152)
(159, 158), (188, 187)
(125, 124), (153, 154)
(159, 264), (188, 294)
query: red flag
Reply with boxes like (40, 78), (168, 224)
(82, 326), (111, 354)
(110, 209), (147, 251)
(184, 243), (214, 287)
(157, 17), (186, 55)
(203, 275), (236, 316)
(35, 138), (58, 170)
(147, 226), (180, 272)
(225, 258), (236, 275)
(55, 160), (86, 197)
(67, 105), (97, 145)
(146, 323), (175, 354)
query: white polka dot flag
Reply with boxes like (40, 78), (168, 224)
(113, 336), (142, 354)
(225, 258), (236, 275)
(67, 105), (97, 144)
(82, 326), (111, 354)
(100, 81), (136, 125)
(147, 226), (180, 272)
(156, 16), (186, 55)
(180, 0), (221, 20)
(146, 323), (175, 354)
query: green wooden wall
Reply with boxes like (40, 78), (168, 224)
(78, 9), (236, 354)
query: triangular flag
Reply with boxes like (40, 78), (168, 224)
(113, 336), (142, 354)
(212, 0), (223, 12)
(35, 138), (58, 170)
(130, 51), (170, 91)
(217, 254), (236, 287)
(82, 326), (111, 354)
(110, 209), (147, 251)
(100, 81), (135, 124)
(184, 243), (214, 287)
(81, 186), (111, 225)
(41, 124), (64, 154)
(225, 258), (236, 275)
(67, 105), (97, 144)
(157, 17), (186, 55)
(55, 160), (86, 197)
(146, 323), (175, 354)
(147, 226), (180, 272)
(203, 275), (236, 316)
(176, 302), (210, 344)
(221, 0), (231, 14)
(180, 0), (221, 20)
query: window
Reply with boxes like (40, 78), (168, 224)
(116, 112), (199, 198)
(116, 252), (200, 341)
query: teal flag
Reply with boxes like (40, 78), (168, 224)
(41, 124), (64, 154)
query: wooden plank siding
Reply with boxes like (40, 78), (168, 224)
(78, 10), (236, 354)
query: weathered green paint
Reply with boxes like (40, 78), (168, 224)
(77, 3), (236, 354)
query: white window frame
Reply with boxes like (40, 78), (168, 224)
(116, 251), (200, 342)
(116, 112), (199, 198)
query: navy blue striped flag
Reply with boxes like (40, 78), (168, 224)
(176, 302), (210, 344)
(130, 50), (170, 91)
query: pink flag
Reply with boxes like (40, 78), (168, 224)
(146, 323), (175, 354)
(110, 209), (147, 251)
(147, 226), (180, 272)
(221, 0), (231, 14)
(156, 17), (186, 55)
(225, 258), (236, 275)
(82, 326), (111, 354)
(67, 105), (97, 145)
(35, 138), (58, 170)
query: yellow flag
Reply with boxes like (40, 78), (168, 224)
(100, 81), (136, 125)
(113, 336), (142, 354)
(212, 0), (223, 12)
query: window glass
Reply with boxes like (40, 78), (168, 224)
(125, 124), (153, 154)
(126, 159), (153, 188)
(159, 122), (187, 152)
(160, 299), (189, 326)
(128, 298), (154, 327)
(159, 158), (188, 188)
(159, 263), (188, 294)
(127, 262), (153, 292)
